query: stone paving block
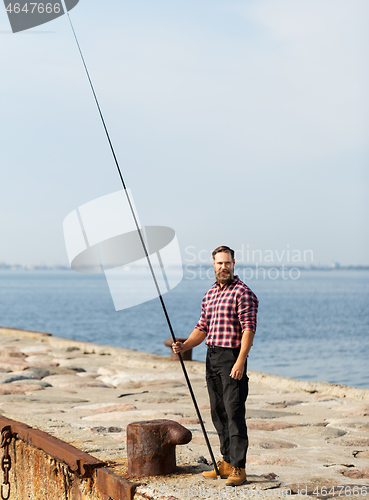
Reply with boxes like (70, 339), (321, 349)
(0, 383), (44, 394)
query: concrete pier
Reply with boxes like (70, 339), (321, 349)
(0, 327), (368, 499)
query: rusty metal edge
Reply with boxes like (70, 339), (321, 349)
(96, 468), (138, 500)
(0, 415), (104, 478)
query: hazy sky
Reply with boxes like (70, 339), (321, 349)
(1, 0), (368, 267)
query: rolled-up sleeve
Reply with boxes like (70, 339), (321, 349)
(237, 291), (258, 333)
(195, 298), (208, 334)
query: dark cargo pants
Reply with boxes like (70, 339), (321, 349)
(206, 345), (249, 468)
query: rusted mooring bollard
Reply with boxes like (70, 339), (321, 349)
(127, 419), (192, 476)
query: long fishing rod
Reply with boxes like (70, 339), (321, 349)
(64, 10), (220, 478)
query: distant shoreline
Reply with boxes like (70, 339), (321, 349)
(1, 264), (369, 272)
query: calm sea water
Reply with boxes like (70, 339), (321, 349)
(0, 269), (368, 389)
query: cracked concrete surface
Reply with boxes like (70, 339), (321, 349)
(0, 327), (368, 499)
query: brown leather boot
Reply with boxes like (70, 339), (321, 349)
(202, 459), (231, 479)
(225, 466), (247, 486)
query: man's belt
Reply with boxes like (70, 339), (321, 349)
(207, 345), (240, 351)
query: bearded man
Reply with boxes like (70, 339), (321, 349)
(172, 245), (258, 486)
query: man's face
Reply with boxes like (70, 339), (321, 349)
(213, 251), (235, 286)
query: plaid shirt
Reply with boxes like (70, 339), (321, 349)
(195, 275), (258, 348)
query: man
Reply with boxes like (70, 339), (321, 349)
(172, 245), (258, 486)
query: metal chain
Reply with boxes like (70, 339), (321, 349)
(0, 428), (13, 500)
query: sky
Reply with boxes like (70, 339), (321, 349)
(1, 0), (368, 267)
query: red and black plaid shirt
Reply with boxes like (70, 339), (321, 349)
(195, 275), (258, 348)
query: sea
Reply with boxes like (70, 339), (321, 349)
(0, 268), (368, 389)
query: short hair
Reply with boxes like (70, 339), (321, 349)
(212, 245), (235, 260)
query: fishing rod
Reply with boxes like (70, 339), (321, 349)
(63, 10), (220, 478)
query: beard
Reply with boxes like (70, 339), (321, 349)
(215, 268), (234, 285)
